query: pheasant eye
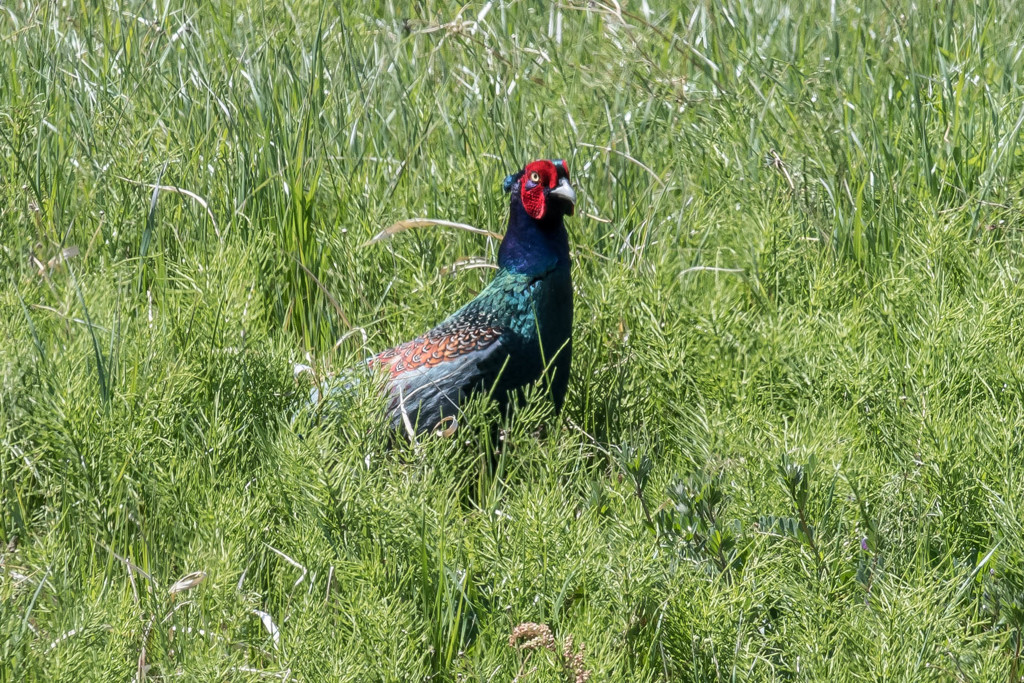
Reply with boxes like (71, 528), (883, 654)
(529, 171), (540, 183)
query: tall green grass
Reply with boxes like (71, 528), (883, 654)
(3, 0), (1024, 680)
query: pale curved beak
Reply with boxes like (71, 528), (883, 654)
(548, 177), (576, 214)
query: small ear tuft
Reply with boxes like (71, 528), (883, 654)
(502, 174), (516, 193)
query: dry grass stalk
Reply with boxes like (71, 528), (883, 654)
(168, 570), (207, 596)
(362, 218), (503, 247)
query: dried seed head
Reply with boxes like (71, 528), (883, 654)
(508, 622), (555, 652)
(561, 633), (591, 683)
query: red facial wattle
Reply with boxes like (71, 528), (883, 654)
(520, 160), (558, 220)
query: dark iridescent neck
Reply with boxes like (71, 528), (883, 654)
(496, 198), (570, 276)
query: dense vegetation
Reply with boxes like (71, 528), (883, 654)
(3, 0), (1024, 680)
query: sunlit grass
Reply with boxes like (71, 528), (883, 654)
(3, 0), (1024, 680)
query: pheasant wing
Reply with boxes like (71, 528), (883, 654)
(373, 317), (510, 433)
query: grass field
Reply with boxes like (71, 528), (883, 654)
(3, 0), (1024, 680)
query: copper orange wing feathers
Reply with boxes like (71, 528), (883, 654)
(371, 309), (504, 378)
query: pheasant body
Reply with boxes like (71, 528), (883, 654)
(370, 159), (576, 433)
